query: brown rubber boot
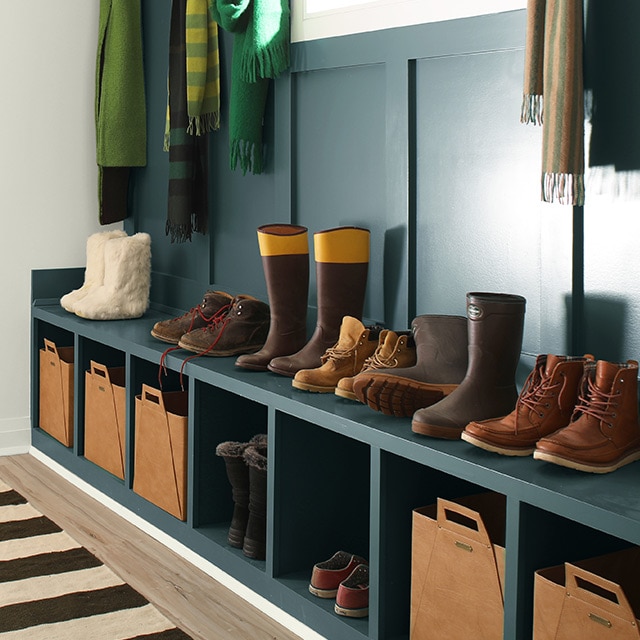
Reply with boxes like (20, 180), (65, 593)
(351, 315), (468, 417)
(412, 292), (526, 439)
(178, 295), (270, 356)
(462, 354), (593, 455)
(236, 225), (309, 371)
(268, 227), (370, 377)
(335, 329), (416, 401)
(151, 290), (234, 344)
(533, 360), (640, 473)
(292, 316), (382, 393)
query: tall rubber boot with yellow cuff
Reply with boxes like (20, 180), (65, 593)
(268, 226), (370, 377)
(236, 224), (309, 371)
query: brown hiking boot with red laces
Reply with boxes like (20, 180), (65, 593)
(462, 354), (593, 456)
(178, 295), (270, 356)
(151, 290), (233, 344)
(534, 359), (640, 473)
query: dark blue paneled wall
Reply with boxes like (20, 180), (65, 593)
(132, 3), (640, 372)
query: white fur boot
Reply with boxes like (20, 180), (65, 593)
(74, 233), (151, 320)
(60, 230), (128, 313)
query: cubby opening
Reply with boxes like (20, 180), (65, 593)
(78, 337), (126, 481)
(273, 412), (371, 635)
(378, 450), (501, 640)
(192, 380), (268, 568)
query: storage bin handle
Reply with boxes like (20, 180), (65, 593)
(565, 563), (638, 626)
(436, 498), (492, 547)
(43, 338), (58, 356)
(140, 384), (166, 412)
(90, 361), (112, 385)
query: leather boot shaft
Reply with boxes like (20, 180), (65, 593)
(412, 292), (526, 439)
(462, 354), (593, 455)
(534, 360), (640, 473)
(268, 227), (370, 377)
(236, 224), (309, 370)
(243, 442), (268, 560)
(351, 315), (468, 417)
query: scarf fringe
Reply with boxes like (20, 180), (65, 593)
(166, 220), (193, 243)
(542, 172), (585, 206)
(187, 111), (221, 136)
(230, 138), (264, 175)
(241, 40), (290, 83)
(521, 93), (543, 125)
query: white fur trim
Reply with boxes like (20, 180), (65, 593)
(73, 233), (151, 320)
(60, 230), (127, 313)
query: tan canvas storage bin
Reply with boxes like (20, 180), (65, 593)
(84, 361), (126, 479)
(534, 546), (640, 640)
(133, 384), (188, 520)
(410, 492), (506, 640)
(39, 338), (74, 447)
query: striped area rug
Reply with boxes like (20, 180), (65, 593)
(0, 480), (192, 639)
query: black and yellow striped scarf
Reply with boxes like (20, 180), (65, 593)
(522, 0), (585, 205)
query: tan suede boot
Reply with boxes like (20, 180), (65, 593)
(292, 316), (382, 393)
(462, 354), (593, 456)
(534, 360), (640, 473)
(335, 330), (416, 401)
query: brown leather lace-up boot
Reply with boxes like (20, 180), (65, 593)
(533, 360), (640, 473)
(351, 315), (468, 417)
(335, 329), (416, 401)
(151, 290), (234, 344)
(178, 295), (270, 356)
(462, 354), (593, 456)
(292, 316), (382, 393)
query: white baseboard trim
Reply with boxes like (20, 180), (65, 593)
(30, 447), (326, 640)
(0, 417), (30, 457)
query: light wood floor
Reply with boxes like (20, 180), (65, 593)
(0, 454), (305, 640)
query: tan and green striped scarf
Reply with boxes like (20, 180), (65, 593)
(521, 0), (585, 205)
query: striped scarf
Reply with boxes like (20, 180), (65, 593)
(521, 0), (585, 205)
(165, 0), (220, 243)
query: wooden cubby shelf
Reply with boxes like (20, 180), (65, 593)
(31, 269), (640, 640)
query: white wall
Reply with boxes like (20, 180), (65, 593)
(0, 2), (121, 455)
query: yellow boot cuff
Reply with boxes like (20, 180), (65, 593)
(314, 227), (370, 263)
(258, 224), (308, 256)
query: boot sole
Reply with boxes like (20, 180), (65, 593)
(411, 419), (464, 440)
(334, 388), (358, 401)
(292, 380), (336, 393)
(461, 431), (535, 456)
(177, 342), (265, 356)
(356, 377), (451, 418)
(235, 360), (269, 372)
(150, 330), (180, 345)
(533, 449), (640, 474)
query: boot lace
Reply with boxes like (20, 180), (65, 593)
(572, 374), (619, 428)
(514, 362), (567, 434)
(360, 348), (399, 372)
(158, 303), (232, 390)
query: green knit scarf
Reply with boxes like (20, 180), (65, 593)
(96, 0), (146, 224)
(209, 0), (290, 175)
